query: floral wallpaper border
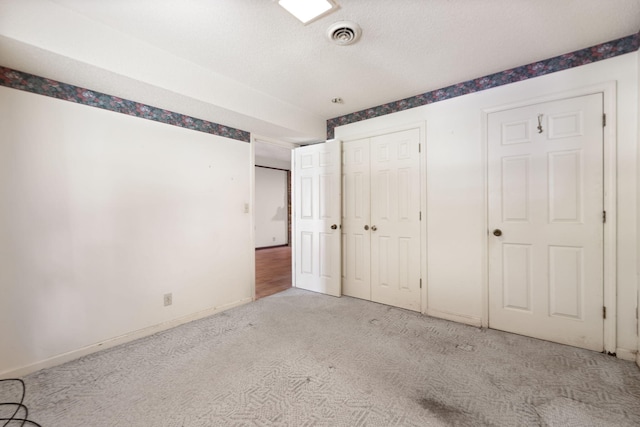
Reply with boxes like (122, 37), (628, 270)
(2, 32), (638, 143)
(0, 66), (251, 143)
(326, 32), (640, 139)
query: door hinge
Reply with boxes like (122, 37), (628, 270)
(603, 113), (606, 127)
(603, 211), (606, 223)
(603, 306), (607, 319)
(419, 211), (422, 221)
(418, 143), (421, 153)
(420, 278), (422, 289)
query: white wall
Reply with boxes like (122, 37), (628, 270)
(335, 52), (639, 360)
(255, 155), (290, 170)
(637, 48), (640, 369)
(0, 0), (326, 141)
(0, 86), (253, 377)
(255, 167), (288, 248)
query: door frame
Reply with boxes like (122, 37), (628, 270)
(340, 122), (427, 313)
(481, 82), (617, 354)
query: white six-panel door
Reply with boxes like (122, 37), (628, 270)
(370, 130), (421, 311)
(342, 138), (371, 300)
(342, 129), (421, 311)
(488, 93), (604, 351)
(294, 140), (342, 297)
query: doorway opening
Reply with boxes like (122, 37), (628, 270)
(254, 138), (294, 300)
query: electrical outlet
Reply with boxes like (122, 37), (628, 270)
(164, 293), (172, 307)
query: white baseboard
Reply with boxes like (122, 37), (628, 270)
(425, 308), (482, 327)
(616, 347), (638, 362)
(0, 297), (252, 379)
(424, 311), (638, 363)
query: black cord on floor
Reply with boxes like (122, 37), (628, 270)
(0, 420), (42, 427)
(0, 379), (42, 427)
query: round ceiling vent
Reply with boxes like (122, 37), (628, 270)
(327, 21), (362, 46)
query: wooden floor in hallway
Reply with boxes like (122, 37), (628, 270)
(255, 245), (292, 300)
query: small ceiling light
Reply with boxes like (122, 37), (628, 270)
(278, 0), (338, 25)
(331, 98), (343, 104)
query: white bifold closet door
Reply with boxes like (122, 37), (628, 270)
(342, 128), (421, 311)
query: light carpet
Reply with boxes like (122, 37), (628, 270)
(3, 288), (640, 426)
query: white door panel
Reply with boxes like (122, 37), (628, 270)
(370, 129), (421, 311)
(342, 139), (371, 300)
(294, 140), (341, 297)
(342, 129), (421, 312)
(488, 94), (604, 351)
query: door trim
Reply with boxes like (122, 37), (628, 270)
(340, 122), (427, 313)
(481, 82), (617, 354)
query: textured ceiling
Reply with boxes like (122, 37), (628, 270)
(1, 0), (639, 143)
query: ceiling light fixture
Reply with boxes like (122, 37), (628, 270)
(278, 0), (338, 25)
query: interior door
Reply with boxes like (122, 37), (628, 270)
(342, 138), (371, 300)
(293, 139), (342, 297)
(488, 93), (604, 351)
(370, 129), (422, 311)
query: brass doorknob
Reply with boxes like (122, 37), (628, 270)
(331, 224), (338, 230)
(371, 225), (377, 231)
(364, 225), (369, 230)
(493, 229), (502, 237)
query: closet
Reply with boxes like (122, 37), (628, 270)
(342, 128), (422, 311)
